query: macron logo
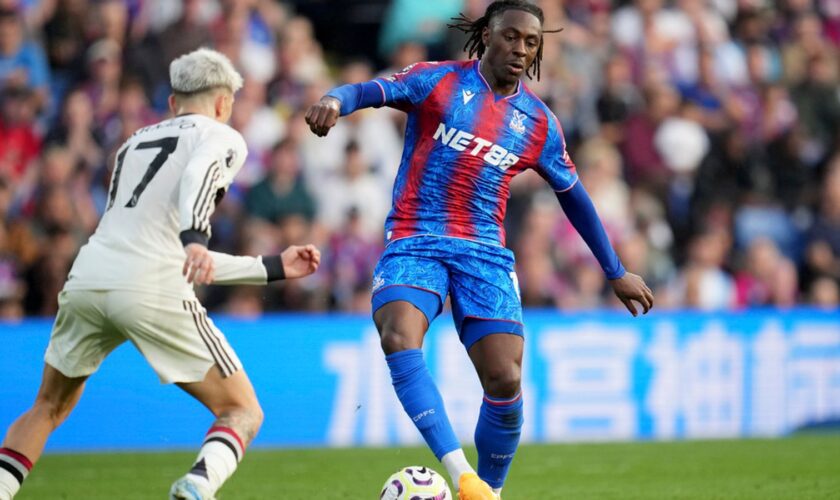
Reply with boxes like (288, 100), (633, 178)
(462, 89), (475, 104)
(432, 122), (520, 170)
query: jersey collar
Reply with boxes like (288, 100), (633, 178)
(475, 60), (521, 101)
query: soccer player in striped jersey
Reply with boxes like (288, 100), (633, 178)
(306, 1), (654, 498)
(0, 48), (321, 500)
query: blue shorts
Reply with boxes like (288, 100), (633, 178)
(371, 235), (523, 350)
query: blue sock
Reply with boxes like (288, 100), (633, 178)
(386, 349), (460, 460)
(475, 392), (523, 489)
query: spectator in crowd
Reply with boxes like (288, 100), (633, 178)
(81, 38), (123, 124)
(0, 7), (50, 109)
(101, 76), (159, 150)
(3, 0), (840, 316)
(596, 53), (642, 144)
(621, 82), (680, 194)
(735, 237), (798, 308)
(230, 78), (286, 186)
(808, 275), (840, 309)
(0, 178), (23, 320)
(156, 0), (214, 69)
(42, 0), (89, 110)
(44, 87), (105, 174)
(245, 137), (315, 226)
(315, 140), (389, 241)
(804, 156), (840, 283)
(0, 86), (40, 194)
(324, 206), (382, 312)
(667, 225), (736, 310)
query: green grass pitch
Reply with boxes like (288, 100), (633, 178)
(17, 435), (840, 499)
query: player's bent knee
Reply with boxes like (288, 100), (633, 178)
(481, 365), (521, 399)
(377, 319), (423, 354)
(379, 329), (422, 355)
(237, 406), (264, 436)
(375, 304), (427, 355)
(216, 403), (264, 442)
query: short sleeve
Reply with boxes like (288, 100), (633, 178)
(534, 110), (578, 192)
(375, 62), (451, 111)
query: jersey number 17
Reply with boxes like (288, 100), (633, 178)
(107, 136), (179, 210)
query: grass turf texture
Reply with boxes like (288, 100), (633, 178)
(17, 435), (840, 499)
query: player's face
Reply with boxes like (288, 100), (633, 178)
(482, 9), (542, 86)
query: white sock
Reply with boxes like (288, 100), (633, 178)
(493, 487), (503, 495)
(441, 449), (474, 490)
(0, 480), (14, 500)
(186, 426), (244, 493)
(0, 472), (16, 500)
(0, 448), (32, 500)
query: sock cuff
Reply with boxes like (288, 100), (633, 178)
(385, 348), (423, 364)
(0, 448), (32, 472)
(482, 392), (522, 407)
(0, 448), (32, 486)
(385, 348), (425, 378)
(204, 426), (245, 462)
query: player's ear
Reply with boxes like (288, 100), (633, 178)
(167, 95), (177, 115)
(214, 92), (226, 120)
(482, 25), (490, 47)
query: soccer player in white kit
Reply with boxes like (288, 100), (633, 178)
(0, 48), (321, 500)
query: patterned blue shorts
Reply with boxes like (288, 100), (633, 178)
(371, 235), (523, 349)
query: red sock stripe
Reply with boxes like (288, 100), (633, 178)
(483, 392), (522, 406)
(0, 448), (33, 471)
(206, 426), (245, 452)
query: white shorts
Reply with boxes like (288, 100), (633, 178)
(45, 289), (242, 384)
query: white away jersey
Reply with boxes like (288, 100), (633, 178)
(65, 114), (247, 298)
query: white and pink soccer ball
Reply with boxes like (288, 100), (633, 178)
(379, 466), (452, 500)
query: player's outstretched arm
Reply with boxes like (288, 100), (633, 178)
(205, 245), (321, 286)
(306, 79), (391, 136)
(555, 181), (653, 316)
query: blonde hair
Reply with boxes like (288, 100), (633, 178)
(169, 48), (243, 95)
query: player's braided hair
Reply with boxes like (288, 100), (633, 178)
(448, 0), (561, 81)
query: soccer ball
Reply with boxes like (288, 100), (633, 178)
(379, 466), (452, 500)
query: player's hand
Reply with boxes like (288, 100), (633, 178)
(610, 272), (654, 317)
(281, 244), (321, 279)
(183, 243), (215, 285)
(305, 96), (340, 137)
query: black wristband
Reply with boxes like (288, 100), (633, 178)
(263, 255), (285, 281)
(179, 230), (209, 247)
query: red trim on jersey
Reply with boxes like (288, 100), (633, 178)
(372, 283), (443, 301)
(445, 91), (507, 240)
(0, 448), (33, 470)
(391, 72), (460, 238)
(462, 315), (524, 326)
(206, 426), (245, 452)
(373, 80), (387, 105)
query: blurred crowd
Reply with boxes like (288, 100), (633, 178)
(1, 0), (840, 320)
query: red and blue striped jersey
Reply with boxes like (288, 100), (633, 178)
(373, 60), (578, 247)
